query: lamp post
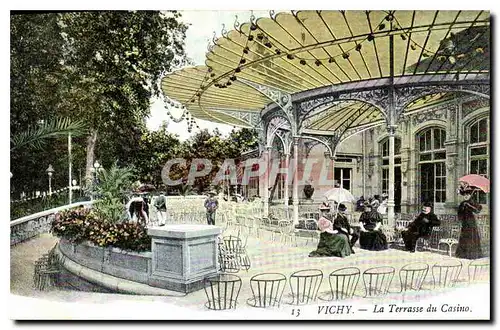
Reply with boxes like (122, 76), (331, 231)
(68, 132), (72, 205)
(46, 165), (54, 195)
(93, 161), (101, 185)
(93, 161), (101, 174)
(91, 161), (100, 201)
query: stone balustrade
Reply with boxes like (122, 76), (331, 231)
(10, 201), (93, 246)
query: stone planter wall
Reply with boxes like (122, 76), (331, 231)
(57, 224), (221, 294)
(59, 239), (151, 285)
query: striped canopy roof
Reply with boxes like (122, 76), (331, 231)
(162, 10), (490, 129)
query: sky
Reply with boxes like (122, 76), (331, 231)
(146, 10), (269, 140)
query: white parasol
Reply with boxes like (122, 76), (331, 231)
(323, 187), (356, 204)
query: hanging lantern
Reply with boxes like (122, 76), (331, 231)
(235, 67), (241, 73)
(240, 59), (246, 64)
(248, 35), (254, 41)
(315, 59), (321, 66)
(287, 54), (295, 60)
(243, 47), (249, 54)
(276, 49), (281, 55)
(367, 34), (375, 42)
(342, 52), (350, 59)
(355, 44), (362, 52)
(300, 59), (307, 65)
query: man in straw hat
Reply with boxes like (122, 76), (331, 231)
(204, 190), (219, 225)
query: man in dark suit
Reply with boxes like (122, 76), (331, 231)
(402, 201), (441, 252)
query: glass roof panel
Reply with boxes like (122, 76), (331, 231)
(161, 10), (489, 128)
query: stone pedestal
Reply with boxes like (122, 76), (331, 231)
(147, 224), (221, 293)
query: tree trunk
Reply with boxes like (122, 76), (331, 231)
(84, 129), (98, 187)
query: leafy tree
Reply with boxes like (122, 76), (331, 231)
(10, 13), (72, 197)
(224, 128), (259, 158)
(10, 13), (65, 137)
(57, 11), (189, 184)
(10, 11), (189, 198)
(130, 123), (183, 186)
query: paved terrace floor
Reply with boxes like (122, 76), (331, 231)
(10, 228), (490, 320)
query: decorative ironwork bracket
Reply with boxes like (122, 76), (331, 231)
(297, 88), (390, 133)
(266, 115), (291, 152)
(301, 132), (342, 158)
(213, 109), (260, 127)
(392, 83), (490, 123)
(239, 78), (297, 136)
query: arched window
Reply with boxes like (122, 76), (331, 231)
(468, 117), (489, 204)
(417, 127), (446, 204)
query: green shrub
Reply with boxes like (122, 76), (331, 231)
(51, 208), (151, 252)
(90, 163), (135, 223)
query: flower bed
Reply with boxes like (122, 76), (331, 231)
(51, 208), (151, 252)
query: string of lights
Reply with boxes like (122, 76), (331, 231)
(204, 10), (486, 84)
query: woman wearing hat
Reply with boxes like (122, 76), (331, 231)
(333, 204), (358, 253)
(309, 204), (352, 258)
(455, 187), (483, 259)
(358, 203), (388, 251)
(402, 201), (440, 253)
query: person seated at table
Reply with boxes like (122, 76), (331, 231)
(309, 204), (352, 258)
(402, 201), (441, 253)
(333, 204), (359, 253)
(358, 202), (388, 251)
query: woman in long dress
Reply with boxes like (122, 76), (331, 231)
(309, 204), (352, 258)
(455, 188), (483, 259)
(358, 203), (388, 251)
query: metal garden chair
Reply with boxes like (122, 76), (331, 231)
(320, 267), (360, 301)
(362, 266), (395, 298)
(432, 260), (462, 289)
(398, 263), (429, 302)
(288, 269), (323, 305)
(247, 273), (287, 308)
(203, 274), (242, 310)
(468, 259), (489, 283)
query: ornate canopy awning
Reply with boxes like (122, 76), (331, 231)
(161, 10), (490, 129)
